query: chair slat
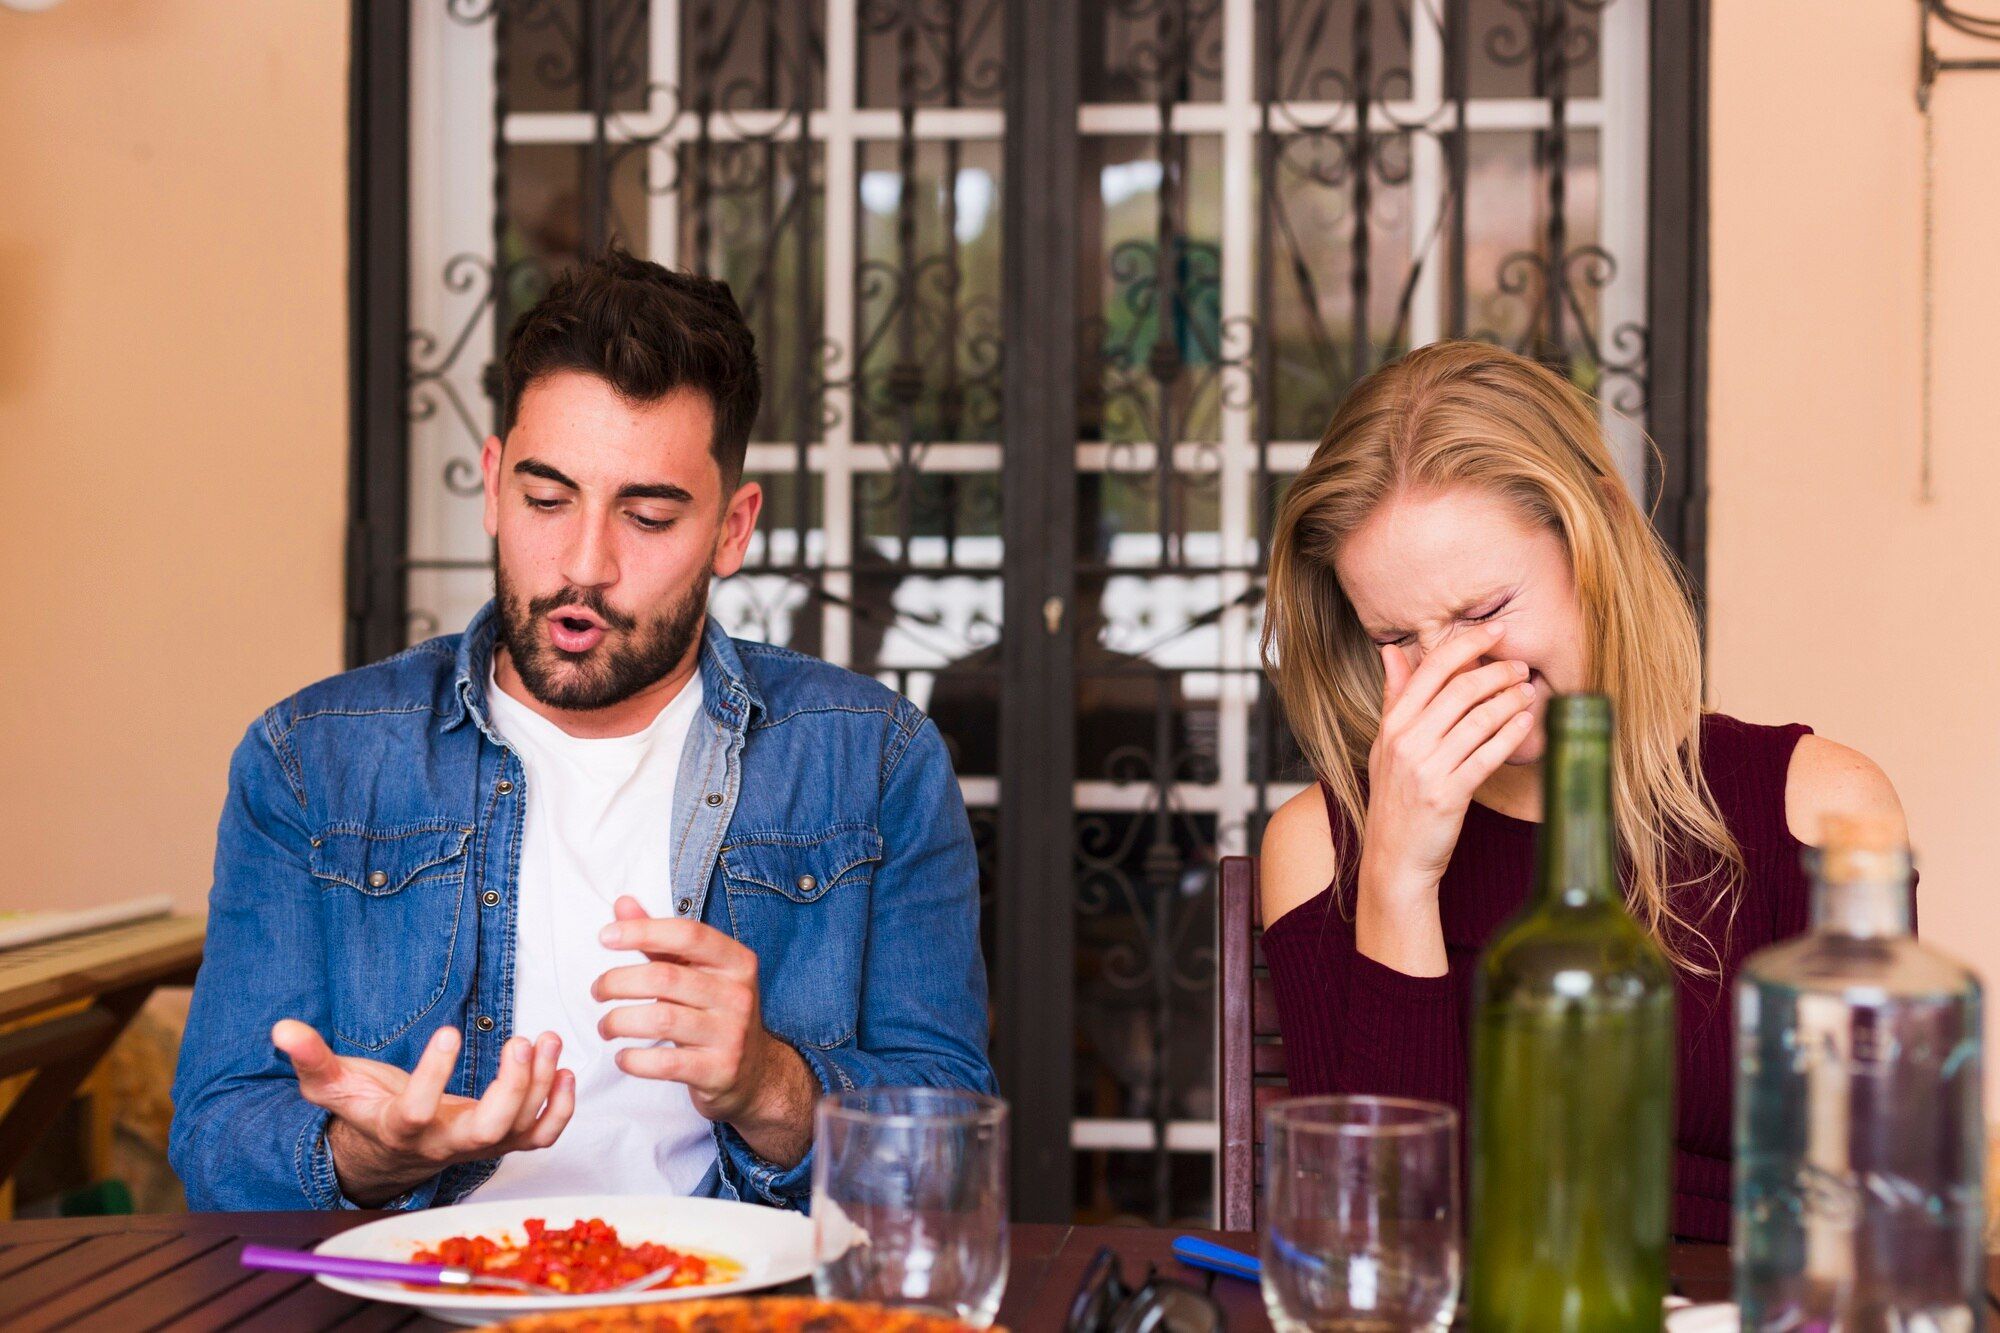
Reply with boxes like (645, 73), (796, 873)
(1252, 971), (1281, 1037)
(1217, 855), (1285, 1232)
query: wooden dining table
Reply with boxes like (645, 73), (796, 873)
(0, 1207), (1809, 1332)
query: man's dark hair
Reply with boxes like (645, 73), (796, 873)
(500, 249), (761, 486)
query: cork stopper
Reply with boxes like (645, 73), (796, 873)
(1819, 813), (1903, 852)
(1814, 812), (1910, 885)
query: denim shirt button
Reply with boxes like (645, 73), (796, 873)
(496, 779), (515, 795)
(676, 898), (693, 915)
(704, 792), (723, 807)
(366, 870), (388, 889)
(481, 890), (500, 907)
(796, 874), (817, 892)
(475, 1015), (495, 1032)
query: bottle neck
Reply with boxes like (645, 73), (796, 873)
(1535, 730), (1620, 908)
(1810, 848), (1913, 938)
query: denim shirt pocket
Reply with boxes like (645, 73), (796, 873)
(719, 824), (880, 1049)
(309, 821), (472, 1051)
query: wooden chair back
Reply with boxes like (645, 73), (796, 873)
(1217, 854), (1288, 1231)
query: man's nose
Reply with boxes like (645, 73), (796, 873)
(561, 514), (618, 588)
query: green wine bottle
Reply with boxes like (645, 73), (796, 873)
(1466, 694), (1675, 1332)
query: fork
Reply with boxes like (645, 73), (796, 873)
(240, 1243), (692, 1296)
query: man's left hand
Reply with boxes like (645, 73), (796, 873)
(592, 896), (816, 1167)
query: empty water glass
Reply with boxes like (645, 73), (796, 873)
(812, 1087), (1009, 1327)
(1261, 1095), (1461, 1331)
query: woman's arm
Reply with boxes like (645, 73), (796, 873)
(1257, 784), (1466, 1108)
(1260, 785), (1338, 928)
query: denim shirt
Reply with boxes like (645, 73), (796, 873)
(169, 603), (993, 1212)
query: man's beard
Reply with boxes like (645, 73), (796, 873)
(494, 562), (709, 712)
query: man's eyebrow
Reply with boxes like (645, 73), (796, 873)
(512, 458), (578, 489)
(615, 481), (694, 503)
(512, 459), (692, 504)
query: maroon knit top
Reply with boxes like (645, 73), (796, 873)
(1260, 713), (1857, 1244)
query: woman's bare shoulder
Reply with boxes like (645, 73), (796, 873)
(1259, 784), (1338, 927)
(1784, 733), (1908, 846)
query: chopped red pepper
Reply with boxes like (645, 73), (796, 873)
(411, 1217), (737, 1295)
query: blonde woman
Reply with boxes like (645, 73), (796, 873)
(1257, 340), (1906, 1243)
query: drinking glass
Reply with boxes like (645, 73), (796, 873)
(811, 1087), (1009, 1326)
(1261, 1095), (1461, 1331)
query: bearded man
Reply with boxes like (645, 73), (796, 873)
(171, 251), (993, 1212)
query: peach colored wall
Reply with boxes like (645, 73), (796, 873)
(0, 2), (348, 915)
(0, 1), (1992, 1058)
(1708, 0), (2000, 1090)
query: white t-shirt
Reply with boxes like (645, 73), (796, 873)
(467, 668), (714, 1201)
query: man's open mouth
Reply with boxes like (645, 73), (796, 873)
(547, 610), (608, 654)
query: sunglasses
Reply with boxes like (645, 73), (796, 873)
(1064, 1245), (1228, 1333)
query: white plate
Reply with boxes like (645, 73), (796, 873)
(311, 1194), (815, 1327)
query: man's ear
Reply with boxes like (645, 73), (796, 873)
(481, 434), (506, 539)
(712, 479), (764, 579)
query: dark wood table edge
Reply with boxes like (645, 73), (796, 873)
(0, 1213), (1993, 1329)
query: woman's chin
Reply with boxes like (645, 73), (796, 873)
(1503, 729), (1546, 765)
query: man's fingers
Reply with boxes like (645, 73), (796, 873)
(390, 1026), (460, 1124)
(272, 1020), (341, 1098)
(599, 915), (753, 978)
(508, 1034), (563, 1139)
(592, 960), (730, 1010)
(614, 1044), (712, 1086)
(514, 1069), (577, 1150)
(598, 1000), (729, 1047)
(461, 1036), (536, 1145)
(612, 894), (649, 924)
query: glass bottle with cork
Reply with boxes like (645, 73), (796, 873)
(1735, 813), (1984, 1328)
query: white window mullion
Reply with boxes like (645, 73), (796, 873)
(819, 0), (860, 667)
(1599, 0), (1651, 495)
(506, 106), (1006, 145)
(1071, 1117), (1220, 1153)
(407, 0), (500, 638)
(1076, 97), (1606, 137)
(645, 0), (681, 269)
(1407, 3), (1446, 350)
(1216, 0), (1257, 865)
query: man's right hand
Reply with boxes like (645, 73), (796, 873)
(272, 1019), (575, 1207)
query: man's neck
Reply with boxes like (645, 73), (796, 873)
(491, 645), (701, 740)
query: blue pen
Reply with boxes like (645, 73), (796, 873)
(1172, 1235), (1262, 1282)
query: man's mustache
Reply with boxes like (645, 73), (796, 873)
(526, 586), (638, 634)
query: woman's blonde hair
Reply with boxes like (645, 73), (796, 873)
(1261, 340), (1740, 973)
